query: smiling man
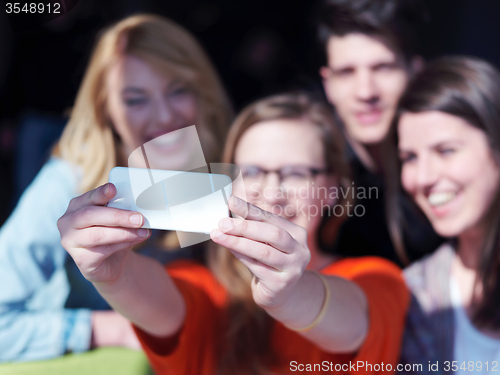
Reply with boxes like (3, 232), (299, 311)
(321, 33), (409, 168)
(317, 0), (443, 265)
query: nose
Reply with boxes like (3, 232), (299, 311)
(355, 70), (379, 104)
(155, 98), (174, 126)
(415, 154), (440, 191)
(261, 172), (286, 211)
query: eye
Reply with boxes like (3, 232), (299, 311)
(281, 166), (316, 180)
(399, 152), (416, 164)
(287, 170), (310, 178)
(374, 63), (397, 72)
(124, 97), (148, 107)
(438, 147), (455, 156)
(241, 166), (263, 178)
(169, 86), (190, 97)
(333, 67), (354, 77)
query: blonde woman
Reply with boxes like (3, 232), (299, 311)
(59, 92), (409, 374)
(0, 14), (232, 361)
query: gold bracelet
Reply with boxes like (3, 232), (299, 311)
(286, 271), (331, 332)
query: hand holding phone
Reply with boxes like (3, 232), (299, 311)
(107, 167), (232, 234)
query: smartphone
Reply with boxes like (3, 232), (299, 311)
(107, 167), (232, 234)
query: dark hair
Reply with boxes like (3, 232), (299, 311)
(394, 55), (500, 329)
(317, 0), (428, 62)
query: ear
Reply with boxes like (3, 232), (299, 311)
(319, 66), (331, 80)
(409, 55), (425, 75)
(320, 66), (334, 105)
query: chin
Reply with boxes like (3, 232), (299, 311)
(430, 220), (463, 239)
(348, 124), (388, 146)
(347, 116), (392, 145)
(149, 151), (196, 171)
(356, 127), (389, 145)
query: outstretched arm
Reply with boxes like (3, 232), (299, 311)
(58, 183), (185, 338)
(211, 196), (368, 353)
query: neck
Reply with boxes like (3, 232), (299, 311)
(457, 227), (486, 270)
(345, 131), (381, 174)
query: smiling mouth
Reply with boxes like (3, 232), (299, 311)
(149, 131), (183, 146)
(428, 191), (456, 207)
(355, 109), (383, 125)
(145, 128), (187, 152)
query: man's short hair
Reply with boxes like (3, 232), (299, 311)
(317, 0), (428, 61)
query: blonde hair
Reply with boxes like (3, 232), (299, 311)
(208, 91), (350, 375)
(53, 14), (233, 192)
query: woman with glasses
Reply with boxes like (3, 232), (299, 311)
(58, 92), (409, 374)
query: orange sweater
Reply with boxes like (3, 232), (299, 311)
(134, 257), (409, 374)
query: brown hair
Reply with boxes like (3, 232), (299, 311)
(388, 55), (500, 328)
(208, 91), (350, 374)
(317, 0), (428, 62)
(53, 14), (232, 192)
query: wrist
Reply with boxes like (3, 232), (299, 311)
(265, 271), (324, 328)
(285, 271), (330, 332)
(93, 250), (134, 294)
(258, 273), (303, 314)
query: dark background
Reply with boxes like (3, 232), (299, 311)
(1, 0), (500, 226)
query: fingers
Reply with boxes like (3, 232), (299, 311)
(68, 226), (150, 249)
(67, 183), (117, 213)
(211, 229), (287, 270)
(227, 249), (292, 308)
(228, 196), (299, 236)
(228, 249), (278, 280)
(89, 241), (147, 258)
(69, 206), (145, 230)
(216, 216), (295, 253)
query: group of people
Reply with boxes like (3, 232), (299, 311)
(1, 0), (500, 374)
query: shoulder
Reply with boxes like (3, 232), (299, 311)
(15, 158), (81, 218)
(403, 243), (455, 326)
(0, 158), (82, 286)
(404, 243), (454, 293)
(399, 244), (456, 367)
(323, 256), (409, 309)
(323, 256), (403, 281)
(19, 157), (81, 203)
(1, 157), (81, 229)
(33, 157), (81, 191)
(0, 157), (83, 253)
(334, 257), (410, 367)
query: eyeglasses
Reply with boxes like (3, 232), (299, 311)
(239, 165), (328, 190)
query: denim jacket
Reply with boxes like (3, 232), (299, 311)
(0, 158), (194, 362)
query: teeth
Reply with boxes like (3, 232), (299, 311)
(428, 192), (455, 206)
(149, 131), (183, 147)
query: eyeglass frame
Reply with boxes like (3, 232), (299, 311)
(239, 165), (330, 189)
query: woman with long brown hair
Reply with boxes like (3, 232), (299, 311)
(0, 14), (232, 361)
(58, 91), (409, 374)
(391, 56), (500, 373)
